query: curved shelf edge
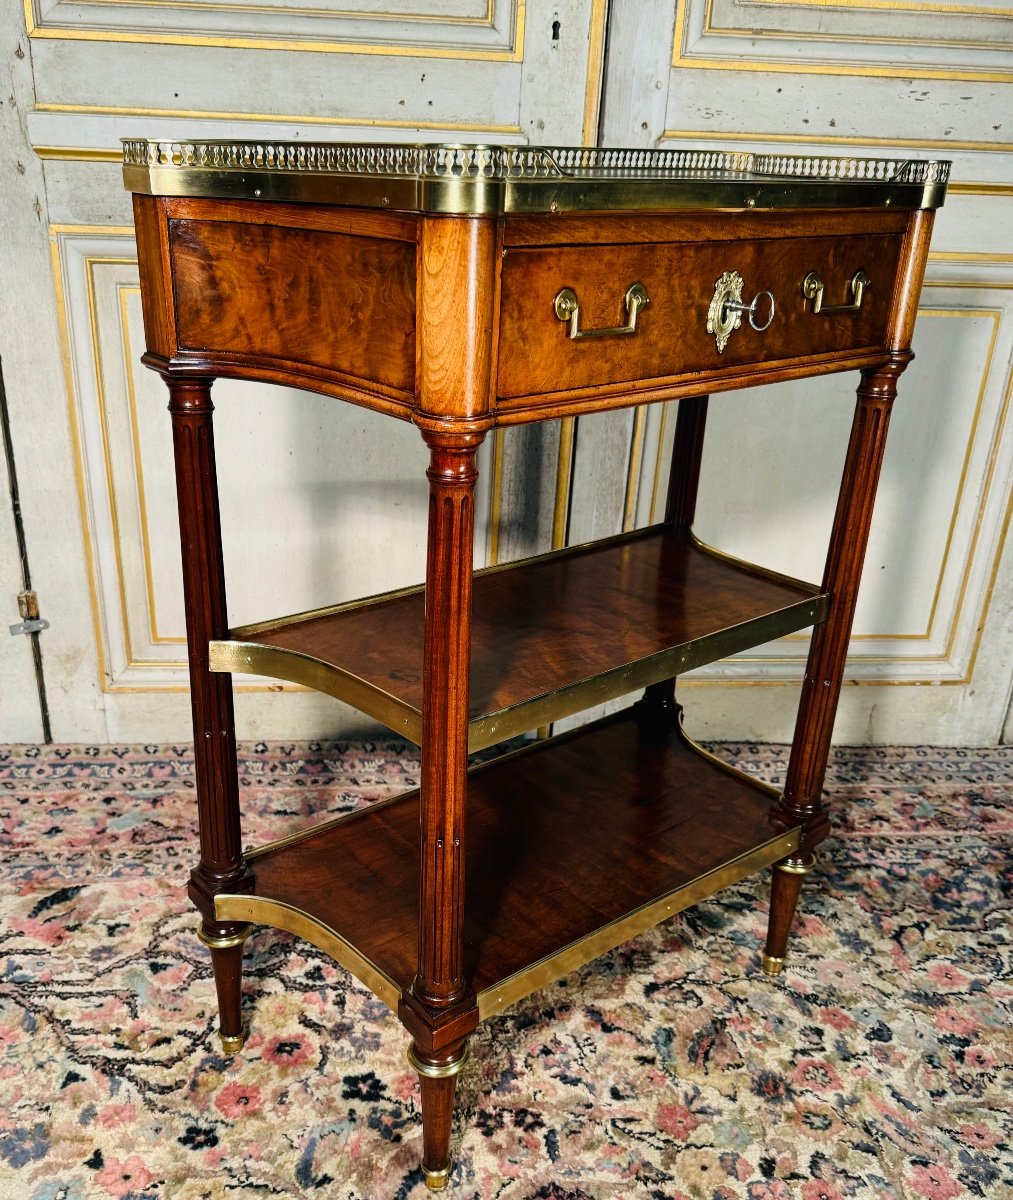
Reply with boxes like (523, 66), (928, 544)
(209, 639), (422, 744)
(214, 892), (403, 1013)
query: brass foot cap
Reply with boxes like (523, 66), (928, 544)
(761, 954), (786, 977)
(219, 1029), (247, 1055)
(424, 1165), (451, 1191)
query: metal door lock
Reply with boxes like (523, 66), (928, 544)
(9, 590), (49, 637)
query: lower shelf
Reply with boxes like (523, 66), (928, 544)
(216, 708), (801, 1020)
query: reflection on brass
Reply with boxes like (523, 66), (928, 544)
(553, 282), (649, 340)
(407, 1042), (471, 1079)
(802, 269), (870, 314)
(209, 639), (421, 742)
(774, 852), (819, 876)
(123, 142), (949, 214)
(761, 954), (786, 976)
(219, 1030), (247, 1055)
(476, 825), (802, 1019)
(214, 893), (402, 1012)
(423, 1165), (451, 1192)
(211, 527), (829, 753)
(196, 923), (253, 951)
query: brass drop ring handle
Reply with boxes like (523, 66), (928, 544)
(553, 281), (649, 340)
(724, 290), (776, 333)
(802, 269), (870, 314)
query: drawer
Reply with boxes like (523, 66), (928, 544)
(496, 232), (904, 400)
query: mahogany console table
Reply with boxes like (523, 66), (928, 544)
(123, 142), (948, 1190)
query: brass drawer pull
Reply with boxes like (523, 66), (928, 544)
(706, 271), (776, 353)
(802, 269), (870, 314)
(553, 282), (649, 340)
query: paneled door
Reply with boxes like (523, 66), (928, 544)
(597, 3), (1013, 745)
(0, 0), (611, 741)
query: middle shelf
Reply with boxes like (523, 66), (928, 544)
(210, 525), (828, 751)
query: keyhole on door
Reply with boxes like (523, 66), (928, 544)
(551, 19), (560, 39)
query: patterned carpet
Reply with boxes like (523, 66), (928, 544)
(0, 738), (1010, 1200)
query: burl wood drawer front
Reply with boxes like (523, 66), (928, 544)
(169, 217), (416, 393)
(497, 233), (903, 400)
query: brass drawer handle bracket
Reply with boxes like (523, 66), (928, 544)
(802, 269), (870, 314)
(553, 282), (649, 340)
(707, 271), (776, 353)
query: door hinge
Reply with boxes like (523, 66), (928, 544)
(9, 590), (49, 636)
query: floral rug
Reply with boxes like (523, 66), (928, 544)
(0, 739), (1010, 1200)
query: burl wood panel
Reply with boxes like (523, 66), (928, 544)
(497, 232), (903, 399)
(247, 527), (821, 724)
(248, 709), (792, 997)
(169, 217), (416, 392)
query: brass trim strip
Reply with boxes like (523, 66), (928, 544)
(688, 530), (824, 594)
(196, 923), (253, 950)
(209, 638), (420, 741)
(775, 853), (819, 876)
(467, 593), (828, 750)
(122, 142), (949, 213)
(406, 1043), (471, 1079)
(213, 894), (403, 1012)
(212, 529), (829, 750)
(476, 827), (802, 1018)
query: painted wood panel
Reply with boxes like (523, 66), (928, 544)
(4, 0), (609, 740)
(600, 0), (1013, 745)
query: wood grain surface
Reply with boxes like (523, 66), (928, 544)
(497, 232), (904, 399)
(243, 526), (822, 729)
(169, 216), (416, 392)
(246, 708), (794, 999)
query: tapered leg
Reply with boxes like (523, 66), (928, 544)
(765, 359), (907, 972)
(398, 428), (483, 1184)
(762, 855), (817, 975)
(197, 922), (251, 1051)
(167, 376), (254, 1049)
(408, 1040), (470, 1191)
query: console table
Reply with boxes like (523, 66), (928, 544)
(123, 142), (948, 1190)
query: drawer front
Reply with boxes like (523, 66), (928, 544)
(497, 233), (904, 400)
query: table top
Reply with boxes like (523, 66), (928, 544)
(122, 140), (950, 215)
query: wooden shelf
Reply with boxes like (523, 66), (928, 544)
(216, 708), (801, 1019)
(211, 526), (827, 751)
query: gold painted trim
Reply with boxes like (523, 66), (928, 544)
(622, 406), (649, 533)
(51, 233), (111, 699)
(197, 923), (253, 950)
(214, 893), (402, 1011)
(551, 417), (576, 551)
(752, 0), (1010, 14)
(947, 184), (1013, 198)
(581, 0), (609, 145)
(25, 0), (525, 59)
(407, 1042), (471, 1079)
(119, 283), (185, 645)
(487, 427), (506, 566)
(477, 826), (802, 1018)
(82, 0), (494, 20)
(670, 1), (1012, 81)
(35, 146), (124, 162)
(661, 128), (1013, 154)
(37, 103), (523, 136)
